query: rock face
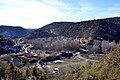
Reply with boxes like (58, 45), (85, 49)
(0, 25), (35, 38)
(26, 17), (120, 42)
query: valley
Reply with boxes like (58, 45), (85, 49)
(0, 17), (120, 80)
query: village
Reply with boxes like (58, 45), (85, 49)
(0, 35), (117, 75)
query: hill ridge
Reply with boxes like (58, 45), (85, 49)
(26, 17), (120, 42)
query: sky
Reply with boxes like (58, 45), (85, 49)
(0, 0), (120, 28)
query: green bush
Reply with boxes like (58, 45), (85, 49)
(0, 60), (47, 80)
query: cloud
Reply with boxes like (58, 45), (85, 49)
(67, 0), (94, 22)
(1, 0), (119, 28)
(107, 4), (120, 16)
(0, 0), (95, 28)
(74, 1), (93, 17)
(0, 0), (75, 28)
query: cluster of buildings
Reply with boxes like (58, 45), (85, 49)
(0, 37), (40, 68)
(0, 35), (117, 74)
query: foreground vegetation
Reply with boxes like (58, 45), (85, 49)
(0, 61), (47, 80)
(52, 45), (120, 80)
(0, 44), (120, 80)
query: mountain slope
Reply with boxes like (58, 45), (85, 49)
(0, 25), (35, 38)
(26, 22), (74, 39)
(26, 17), (120, 42)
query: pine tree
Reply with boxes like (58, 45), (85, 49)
(26, 67), (32, 79)
(32, 65), (46, 80)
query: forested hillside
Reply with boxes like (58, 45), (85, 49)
(26, 17), (120, 42)
(0, 25), (35, 38)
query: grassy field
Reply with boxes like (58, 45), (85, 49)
(44, 58), (88, 75)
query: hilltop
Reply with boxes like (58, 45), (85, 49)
(26, 17), (120, 42)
